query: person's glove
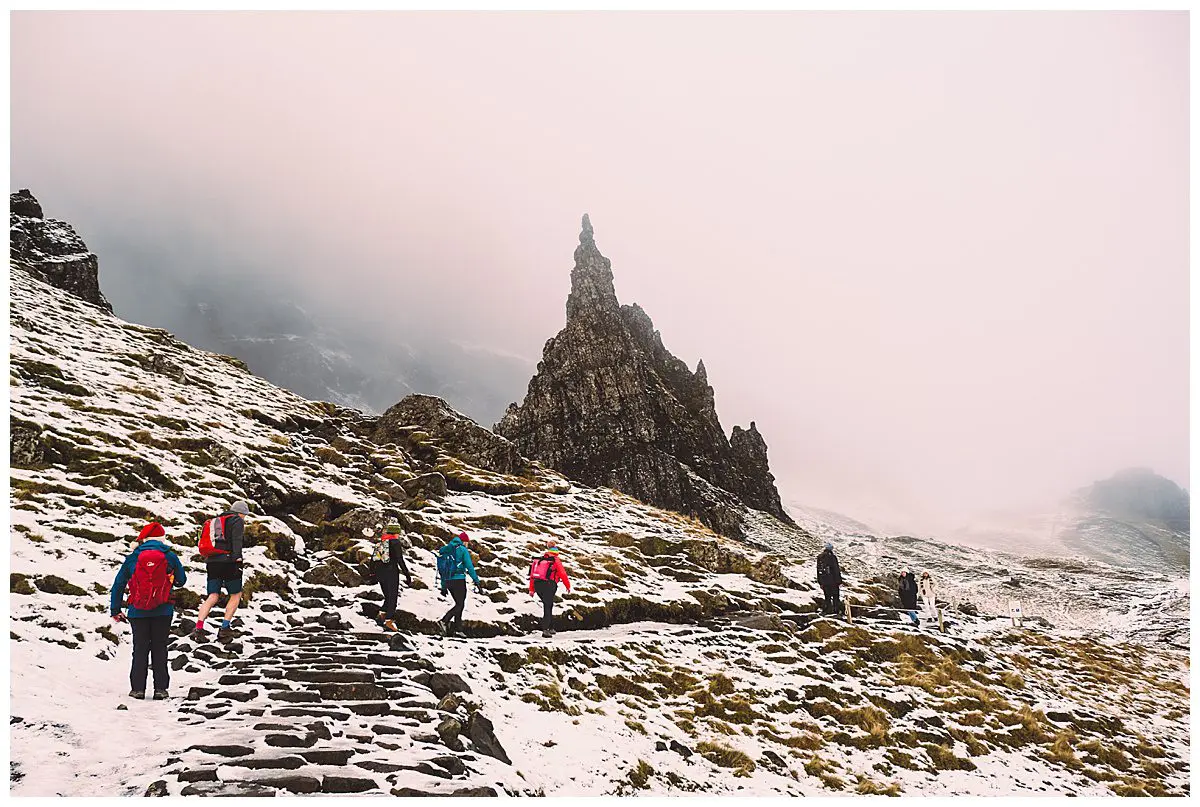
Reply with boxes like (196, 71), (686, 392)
(474, 582), (483, 595)
(405, 578), (413, 588)
(112, 613), (127, 623)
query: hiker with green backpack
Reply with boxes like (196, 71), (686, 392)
(437, 532), (481, 637)
(368, 524), (412, 632)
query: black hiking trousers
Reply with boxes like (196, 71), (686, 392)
(130, 614), (172, 693)
(377, 565), (400, 620)
(821, 584), (841, 616)
(442, 580), (468, 633)
(533, 579), (558, 631)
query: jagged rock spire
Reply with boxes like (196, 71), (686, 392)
(566, 214), (618, 320)
(497, 216), (793, 538)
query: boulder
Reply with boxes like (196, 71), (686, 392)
(144, 780), (169, 797)
(465, 712), (511, 765)
(428, 672), (473, 698)
(302, 558), (363, 588)
(436, 717), (465, 752)
(402, 472), (448, 500)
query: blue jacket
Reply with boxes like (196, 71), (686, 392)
(440, 537), (480, 585)
(110, 540), (188, 619)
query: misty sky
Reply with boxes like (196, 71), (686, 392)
(11, 12), (1189, 535)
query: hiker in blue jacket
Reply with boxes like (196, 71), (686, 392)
(110, 523), (188, 700)
(437, 532), (481, 636)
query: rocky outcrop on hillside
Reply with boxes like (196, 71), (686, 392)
(10, 189), (111, 312)
(374, 394), (529, 477)
(496, 215), (791, 539)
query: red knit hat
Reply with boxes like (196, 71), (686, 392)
(458, 532), (470, 543)
(137, 522), (166, 542)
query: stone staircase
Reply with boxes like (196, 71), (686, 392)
(150, 614), (515, 796)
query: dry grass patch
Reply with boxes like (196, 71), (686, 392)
(696, 741), (755, 776)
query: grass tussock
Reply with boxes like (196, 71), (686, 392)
(696, 741), (755, 775)
(856, 777), (902, 796)
(925, 743), (977, 772)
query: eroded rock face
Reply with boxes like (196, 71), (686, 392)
(10, 190), (112, 312)
(496, 215), (790, 538)
(375, 395), (528, 476)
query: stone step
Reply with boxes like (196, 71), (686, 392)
(310, 683), (389, 701)
(284, 670), (376, 684)
(225, 755), (308, 771)
(270, 707), (352, 721)
(300, 749), (356, 766)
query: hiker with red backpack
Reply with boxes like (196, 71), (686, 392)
(194, 500), (250, 641)
(369, 523), (412, 633)
(528, 540), (571, 638)
(110, 522), (187, 700)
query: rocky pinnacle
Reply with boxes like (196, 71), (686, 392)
(497, 216), (792, 538)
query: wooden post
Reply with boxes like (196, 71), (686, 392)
(845, 598), (853, 623)
(938, 608), (945, 633)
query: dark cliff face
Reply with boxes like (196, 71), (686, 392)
(496, 215), (791, 538)
(9, 189), (112, 313)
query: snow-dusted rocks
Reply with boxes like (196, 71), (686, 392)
(10, 189), (111, 312)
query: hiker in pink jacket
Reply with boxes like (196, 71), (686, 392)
(528, 541), (571, 638)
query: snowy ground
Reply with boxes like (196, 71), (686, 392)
(8, 265), (1192, 796)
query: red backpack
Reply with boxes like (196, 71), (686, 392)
(127, 548), (173, 610)
(530, 555), (556, 582)
(198, 516), (230, 558)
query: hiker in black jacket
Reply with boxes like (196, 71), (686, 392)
(372, 524), (412, 632)
(898, 570), (920, 626)
(816, 543), (842, 616)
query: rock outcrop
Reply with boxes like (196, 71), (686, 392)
(10, 189), (112, 312)
(374, 394), (529, 477)
(496, 215), (790, 538)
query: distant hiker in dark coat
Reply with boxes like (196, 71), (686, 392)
(898, 571), (920, 626)
(438, 533), (481, 637)
(195, 500), (249, 641)
(110, 523), (187, 700)
(372, 524), (412, 633)
(528, 540), (571, 637)
(816, 543), (842, 616)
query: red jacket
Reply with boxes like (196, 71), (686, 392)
(529, 554), (570, 594)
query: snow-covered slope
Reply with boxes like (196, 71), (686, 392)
(9, 265), (1190, 796)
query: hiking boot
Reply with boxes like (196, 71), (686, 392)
(217, 628), (235, 642)
(541, 630), (553, 638)
(128, 690), (145, 700)
(436, 619), (448, 637)
(383, 619), (398, 633)
(152, 690), (169, 700)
